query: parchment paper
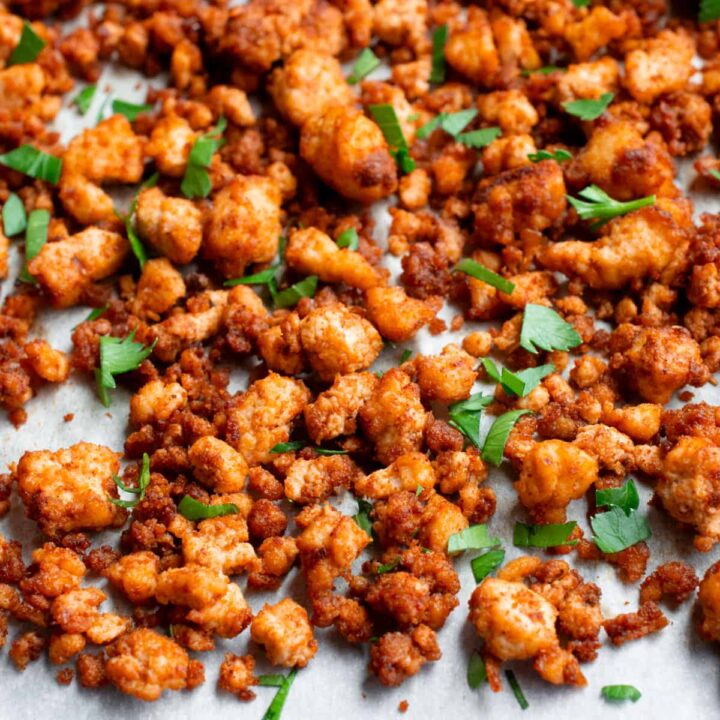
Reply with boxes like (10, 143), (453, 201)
(0, 7), (718, 719)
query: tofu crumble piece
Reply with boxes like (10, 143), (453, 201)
(0, 0), (719, 712)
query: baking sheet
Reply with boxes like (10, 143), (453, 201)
(0, 6), (719, 719)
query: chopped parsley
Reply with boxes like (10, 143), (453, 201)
(522, 65), (563, 76)
(376, 557), (400, 574)
(528, 148), (572, 163)
(177, 495), (239, 521)
(400, 349), (413, 364)
(348, 48), (381, 84)
(272, 275), (318, 309)
(8, 21), (46, 66)
(467, 651), (487, 688)
(563, 92), (614, 121)
(416, 109), (477, 140)
(354, 499), (373, 537)
(336, 228), (359, 250)
(456, 127), (501, 149)
(470, 549), (505, 583)
(481, 410), (532, 466)
(0, 145), (62, 185)
(117, 172), (159, 268)
(482, 358), (554, 398)
(601, 685), (641, 703)
(448, 392), (493, 448)
(591, 506), (651, 554)
(506, 670), (529, 710)
(73, 85), (97, 115)
(596, 478), (640, 514)
(109, 453), (151, 509)
(112, 98), (154, 122)
(447, 524), (500, 554)
(180, 116), (227, 199)
(369, 103), (415, 173)
(514, 521), (577, 548)
(429, 25), (448, 83)
(260, 668), (298, 720)
(567, 185), (656, 229)
(19, 209), (50, 283)
(95, 331), (156, 407)
(520, 303), (582, 354)
(453, 258), (515, 294)
(270, 441), (305, 453)
(2, 193), (27, 237)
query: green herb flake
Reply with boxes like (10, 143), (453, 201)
(456, 127), (501, 149)
(369, 103), (415, 173)
(177, 495), (239, 521)
(336, 228), (359, 250)
(258, 675), (286, 688)
(416, 108), (477, 140)
(447, 524), (500, 554)
(9, 21), (46, 66)
(429, 25), (448, 84)
(354, 499), (373, 537)
(528, 148), (572, 163)
(109, 453), (151, 509)
(467, 651), (487, 689)
(19, 208), (49, 283)
(415, 484), (423, 497)
(506, 670), (529, 710)
(520, 303), (582, 354)
(601, 685), (641, 703)
(73, 85), (97, 116)
(481, 410), (532, 466)
(448, 393), (493, 448)
(591, 506), (651, 554)
(400, 349), (413, 364)
(261, 668), (298, 720)
(568, 184), (656, 229)
(453, 258), (515, 294)
(572, 0), (590, 6)
(0, 145), (62, 185)
(522, 65), (563, 76)
(514, 521), (577, 548)
(482, 358), (554, 398)
(224, 267), (278, 287)
(348, 47), (381, 84)
(313, 447), (348, 456)
(272, 274), (318, 309)
(112, 98), (154, 122)
(596, 478), (640, 514)
(376, 557), (400, 575)
(563, 92), (614, 121)
(96, 331), (156, 407)
(85, 306), (108, 322)
(2, 193), (27, 237)
(181, 116), (227, 199)
(270, 441), (305, 454)
(471, 548), (505, 583)
(709, 168), (720, 183)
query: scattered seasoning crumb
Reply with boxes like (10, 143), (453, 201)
(63, 413), (74, 422)
(398, 700), (409, 713)
(56, 668), (74, 685)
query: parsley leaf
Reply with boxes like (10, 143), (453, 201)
(482, 359), (554, 398)
(528, 148), (572, 163)
(467, 651), (487, 689)
(348, 47), (381, 84)
(448, 524), (500, 554)
(110, 453), (151, 509)
(224, 267), (278, 287)
(84, 306), (108, 322)
(596, 478), (640, 514)
(591, 506), (651, 553)
(567, 184), (655, 229)
(572, 0), (590, 6)
(601, 685), (641, 703)
(177, 495), (239, 521)
(369, 104), (415, 174)
(400, 349), (413, 364)
(73, 85), (97, 115)
(314, 448), (348, 456)
(453, 258), (515, 294)
(112, 99), (154, 122)
(0, 145), (62, 185)
(271, 275), (318, 309)
(2, 193), (27, 237)
(429, 25), (448, 83)
(9, 21), (46, 66)
(258, 675), (286, 688)
(522, 65), (563, 76)
(270, 441), (305, 453)
(353, 499), (373, 537)
(506, 670), (529, 710)
(514, 521), (577, 548)
(261, 668), (298, 720)
(448, 393), (493, 448)
(563, 92), (614, 121)
(471, 548), (505, 583)
(181, 116), (227, 199)
(116, 173), (159, 268)
(19, 209), (49, 283)
(481, 410), (532, 466)
(376, 557), (400, 574)
(520, 303), (582, 354)
(96, 331), (156, 407)
(417, 109), (478, 140)
(456, 127), (501, 148)
(336, 228), (359, 250)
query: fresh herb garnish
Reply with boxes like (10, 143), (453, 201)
(112, 99), (154, 122)
(9, 21), (46, 66)
(467, 651), (487, 689)
(429, 25), (448, 83)
(563, 92), (614, 121)
(369, 104), (415, 174)
(260, 668), (298, 720)
(572, 0), (590, 6)
(514, 521), (577, 548)
(336, 228), (359, 250)
(596, 478), (640, 514)
(506, 670), (529, 710)
(116, 172), (159, 268)
(456, 127), (501, 149)
(259, 675), (286, 688)
(348, 47), (381, 84)
(601, 685), (641, 703)
(416, 109), (477, 140)
(270, 441), (305, 454)
(567, 185), (655, 229)
(481, 410), (532, 466)
(180, 116), (226, 199)
(591, 506), (651, 554)
(0, 145), (62, 185)
(2, 193), (27, 237)
(177, 495), (239, 521)
(522, 65), (563, 76)
(448, 393), (493, 448)
(84, 306), (108, 322)
(224, 267), (278, 287)
(272, 275), (318, 309)
(453, 258), (515, 294)
(528, 149), (572, 163)
(19, 209), (49, 283)
(376, 558), (400, 574)
(471, 549), (505, 583)
(95, 331), (156, 407)
(520, 304), (582, 354)
(109, 453), (151, 509)
(415, 484), (423, 497)
(354, 499), (373, 537)
(400, 349), (413, 364)
(482, 358), (554, 398)
(447, 524), (500, 554)
(73, 85), (97, 116)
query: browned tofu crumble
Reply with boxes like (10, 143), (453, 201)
(0, 0), (719, 709)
